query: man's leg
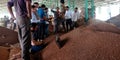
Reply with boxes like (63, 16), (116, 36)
(54, 20), (59, 34)
(45, 24), (49, 37)
(45, 23), (47, 36)
(41, 22), (46, 40)
(66, 20), (69, 32)
(75, 21), (78, 28)
(13, 23), (16, 30)
(68, 19), (73, 30)
(38, 23), (42, 40)
(72, 21), (75, 29)
(62, 20), (66, 32)
(17, 17), (31, 60)
(55, 23), (58, 34)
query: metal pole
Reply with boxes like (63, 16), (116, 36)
(85, 0), (89, 22)
(68, 0), (71, 8)
(91, 0), (95, 18)
(73, 0), (75, 10)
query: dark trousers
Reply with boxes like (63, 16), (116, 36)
(45, 24), (49, 36)
(31, 23), (38, 41)
(61, 20), (66, 32)
(38, 22), (45, 40)
(10, 23), (16, 30)
(31, 23), (37, 32)
(32, 30), (38, 41)
(17, 16), (31, 60)
(54, 19), (66, 34)
(54, 20), (61, 34)
(72, 21), (79, 29)
(66, 19), (73, 32)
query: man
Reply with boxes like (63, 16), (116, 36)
(60, 0), (65, 4)
(72, 7), (80, 29)
(51, 7), (61, 34)
(4, 16), (9, 27)
(7, 0), (31, 60)
(60, 3), (66, 32)
(33, 2), (40, 20)
(37, 4), (46, 41)
(65, 6), (73, 32)
(31, 5), (40, 41)
(51, 7), (62, 48)
(44, 7), (49, 37)
(33, 2), (40, 21)
(33, 2), (39, 8)
(9, 18), (16, 30)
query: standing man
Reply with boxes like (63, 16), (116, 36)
(31, 5), (40, 41)
(37, 4), (46, 41)
(33, 2), (39, 8)
(4, 16), (9, 28)
(7, 0), (31, 60)
(65, 6), (73, 32)
(51, 7), (61, 34)
(51, 7), (62, 48)
(33, 2), (40, 20)
(44, 7), (49, 37)
(72, 7), (80, 29)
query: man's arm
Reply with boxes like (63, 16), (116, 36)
(26, 0), (31, 19)
(43, 11), (47, 20)
(70, 11), (73, 18)
(34, 11), (40, 20)
(7, 1), (15, 19)
(51, 5), (55, 13)
(51, 9), (55, 13)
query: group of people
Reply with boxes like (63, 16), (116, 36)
(31, 3), (49, 43)
(51, 6), (80, 34)
(31, 2), (81, 45)
(7, 0), (80, 60)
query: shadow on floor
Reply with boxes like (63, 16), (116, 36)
(60, 37), (69, 48)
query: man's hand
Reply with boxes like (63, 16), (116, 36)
(26, 0), (31, 19)
(27, 14), (32, 19)
(7, 1), (15, 21)
(11, 16), (16, 20)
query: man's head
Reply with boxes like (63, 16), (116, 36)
(41, 4), (46, 9)
(65, 6), (69, 10)
(74, 7), (78, 12)
(56, 7), (60, 11)
(31, 5), (37, 12)
(44, 7), (48, 12)
(33, 2), (39, 8)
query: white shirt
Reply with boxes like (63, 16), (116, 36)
(72, 11), (80, 22)
(14, 20), (16, 23)
(65, 10), (72, 19)
(31, 12), (40, 23)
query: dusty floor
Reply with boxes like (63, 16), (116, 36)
(0, 26), (18, 46)
(0, 20), (120, 60)
(107, 14), (120, 28)
(41, 20), (120, 60)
